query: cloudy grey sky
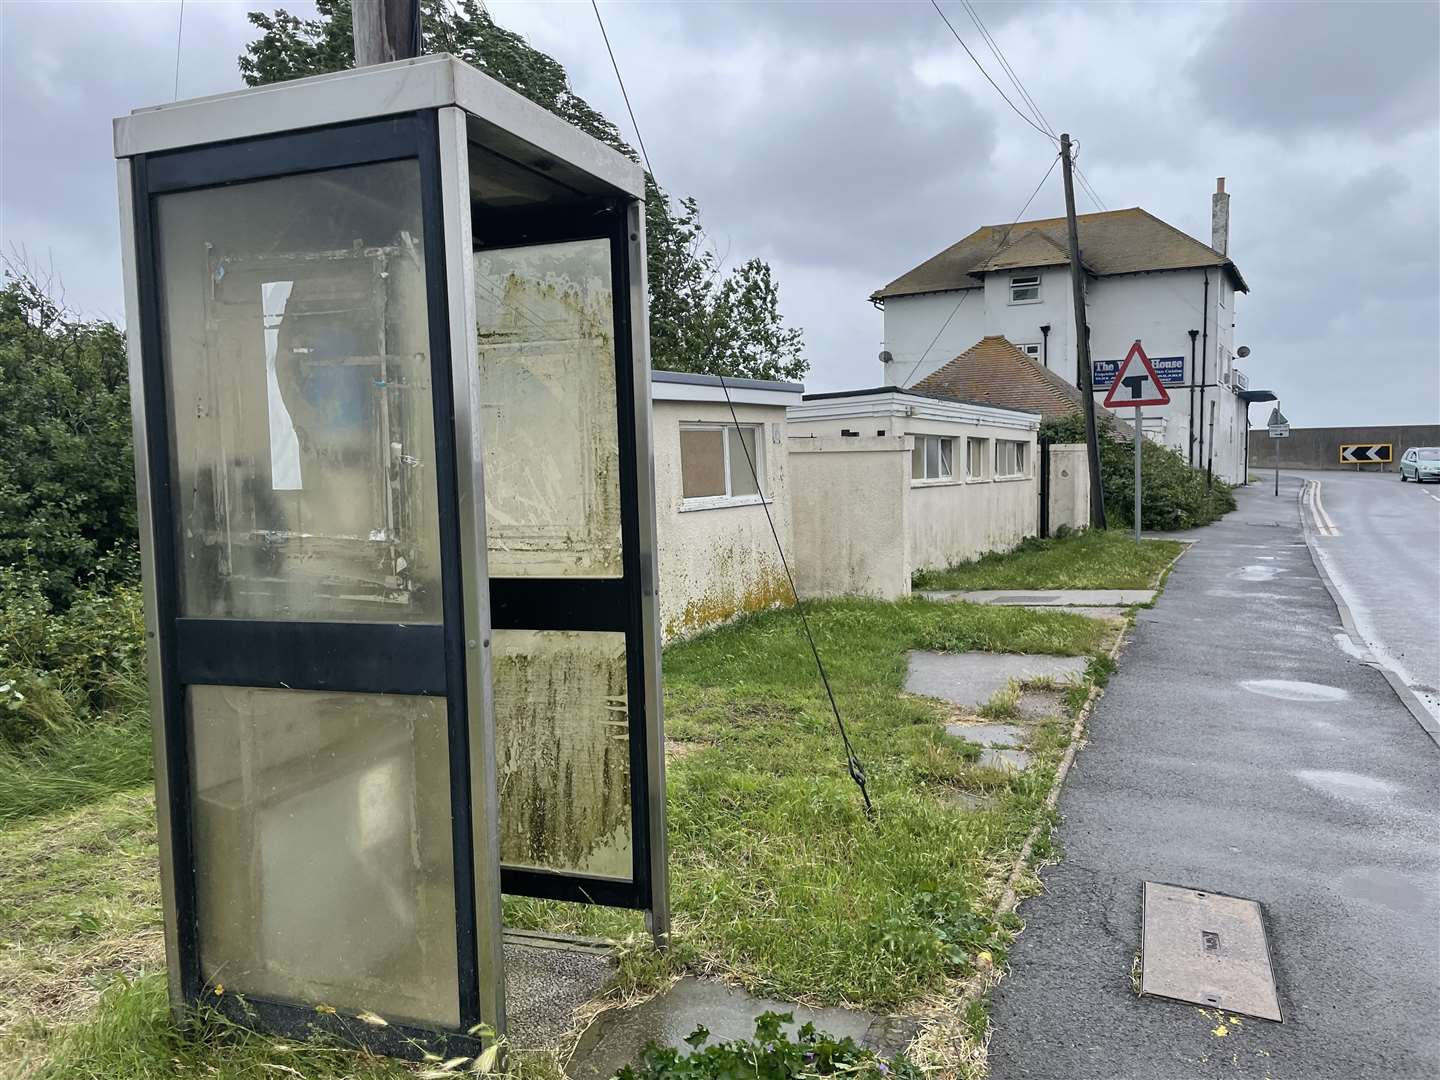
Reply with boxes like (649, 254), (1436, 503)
(3, 0), (1437, 426)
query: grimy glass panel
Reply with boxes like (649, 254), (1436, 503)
(473, 239), (622, 577)
(492, 630), (630, 877)
(189, 687), (458, 1026)
(156, 161), (442, 621)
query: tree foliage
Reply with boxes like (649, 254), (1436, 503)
(240, 0), (807, 381)
(0, 272), (137, 605)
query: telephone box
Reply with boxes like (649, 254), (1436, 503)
(114, 54), (666, 1056)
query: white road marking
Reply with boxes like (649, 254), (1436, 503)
(1303, 479), (1340, 536)
(1429, 493), (1440, 504)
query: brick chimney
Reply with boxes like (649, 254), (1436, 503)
(1212, 177), (1230, 257)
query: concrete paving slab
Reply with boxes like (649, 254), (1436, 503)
(1020, 604), (1128, 621)
(979, 747), (1030, 772)
(905, 651), (1088, 710)
(920, 588), (1155, 607)
(946, 720), (1028, 747)
(504, 937), (612, 1050)
(567, 977), (903, 1080)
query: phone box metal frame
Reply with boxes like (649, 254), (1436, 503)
(114, 54), (667, 1057)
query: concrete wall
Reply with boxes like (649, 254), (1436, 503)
(1047, 442), (1090, 532)
(906, 455), (1037, 573)
(652, 398), (793, 641)
(880, 264), (1254, 485)
(788, 436), (911, 601)
(788, 405), (1040, 580)
(1247, 424), (1440, 472)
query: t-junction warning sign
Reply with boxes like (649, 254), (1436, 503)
(1339, 444), (1392, 464)
(1102, 341), (1172, 410)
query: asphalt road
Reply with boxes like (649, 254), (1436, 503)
(1297, 469), (1440, 734)
(987, 477), (1440, 1079)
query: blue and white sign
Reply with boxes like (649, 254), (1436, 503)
(1092, 354), (1184, 388)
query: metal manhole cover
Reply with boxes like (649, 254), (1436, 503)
(994, 594), (1062, 604)
(1140, 882), (1282, 1022)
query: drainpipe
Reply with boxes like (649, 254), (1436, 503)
(1187, 329), (1199, 467)
(1197, 271), (1210, 475)
(1206, 400), (1217, 489)
(1040, 324), (1051, 369)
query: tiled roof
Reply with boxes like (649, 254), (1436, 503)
(911, 336), (1084, 421)
(872, 207), (1247, 301)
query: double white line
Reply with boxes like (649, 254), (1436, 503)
(1304, 479), (1340, 536)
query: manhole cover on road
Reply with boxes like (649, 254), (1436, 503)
(1140, 882), (1282, 1022)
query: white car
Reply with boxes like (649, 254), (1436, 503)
(1399, 446), (1440, 482)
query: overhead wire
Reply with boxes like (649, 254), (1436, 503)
(587, 0), (873, 815)
(928, 0), (1057, 145)
(172, 0), (186, 100)
(953, 0), (1110, 214)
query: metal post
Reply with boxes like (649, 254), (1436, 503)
(1133, 405), (1143, 541)
(1274, 423), (1280, 497)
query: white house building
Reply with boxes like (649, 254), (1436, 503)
(871, 180), (1264, 484)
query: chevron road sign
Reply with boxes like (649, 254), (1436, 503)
(1339, 444), (1392, 464)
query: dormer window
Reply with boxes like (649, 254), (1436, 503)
(1010, 275), (1041, 304)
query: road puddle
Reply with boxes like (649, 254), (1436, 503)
(1239, 679), (1348, 702)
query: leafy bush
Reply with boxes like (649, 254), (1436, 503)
(1041, 411), (1235, 531)
(0, 564), (146, 750)
(617, 1012), (921, 1080)
(0, 272), (138, 606)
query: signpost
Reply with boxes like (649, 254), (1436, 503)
(1267, 406), (1289, 496)
(1102, 340), (1171, 542)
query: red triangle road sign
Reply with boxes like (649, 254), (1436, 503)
(1102, 340), (1172, 409)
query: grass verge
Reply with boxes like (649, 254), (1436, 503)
(4, 597), (1114, 1076)
(912, 530), (1186, 592)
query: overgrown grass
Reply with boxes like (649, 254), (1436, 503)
(4, 597), (1112, 1075)
(508, 598), (1110, 1008)
(913, 531), (1186, 592)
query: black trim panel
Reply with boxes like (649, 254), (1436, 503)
(501, 866), (642, 909)
(174, 619), (446, 694)
(489, 577), (630, 631)
(145, 116), (418, 193)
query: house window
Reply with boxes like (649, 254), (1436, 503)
(1009, 275), (1041, 304)
(966, 437), (988, 479)
(1017, 342), (1041, 359)
(680, 423), (763, 503)
(995, 439), (1029, 479)
(911, 435), (955, 481)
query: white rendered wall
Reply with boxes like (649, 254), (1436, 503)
(787, 413), (1039, 574)
(1047, 443), (1090, 533)
(651, 399), (793, 641)
(787, 437), (912, 601)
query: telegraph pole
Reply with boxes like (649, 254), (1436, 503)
(1060, 133), (1106, 529)
(353, 0), (422, 67)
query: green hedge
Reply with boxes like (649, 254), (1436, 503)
(1041, 410), (1236, 531)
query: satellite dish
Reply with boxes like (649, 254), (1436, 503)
(1236, 345), (1251, 358)
(879, 350), (894, 364)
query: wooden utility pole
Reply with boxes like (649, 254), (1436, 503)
(1059, 133), (1106, 529)
(353, 0), (422, 67)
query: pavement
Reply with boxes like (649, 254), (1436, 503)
(1294, 470), (1440, 738)
(904, 651), (1089, 710)
(986, 476), (1440, 1079)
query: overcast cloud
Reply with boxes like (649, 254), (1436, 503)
(2, 0), (1436, 426)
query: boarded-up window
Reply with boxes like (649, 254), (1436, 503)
(680, 424), (765, 501)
